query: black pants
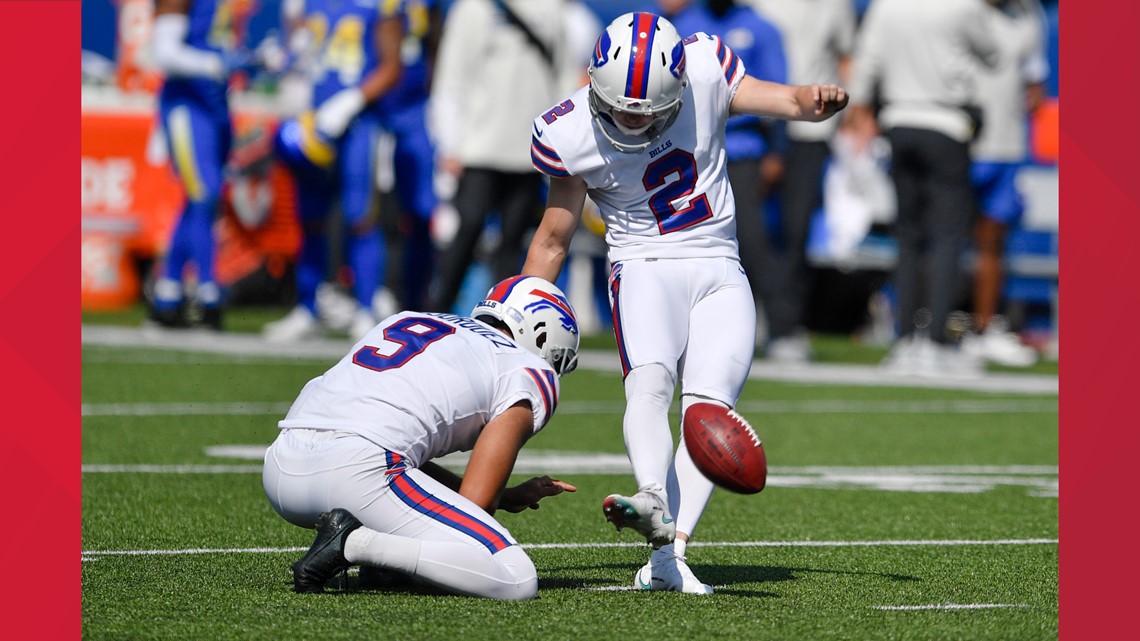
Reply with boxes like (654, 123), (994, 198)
(886, 127), (974, 344)
(766, 140), (830, 339)
(729, 159), (768, 314)
(428, 167), (544, 312)
(731, 142), (830, 341)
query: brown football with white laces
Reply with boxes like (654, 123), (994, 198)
(682, 403), (767, 494)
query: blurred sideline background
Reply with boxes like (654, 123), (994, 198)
(80, 0), (1058, 365)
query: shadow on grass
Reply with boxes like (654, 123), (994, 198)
(698, 563), (920, 587)
(289, 562), (919, 598)
(538, 561), (919, 597)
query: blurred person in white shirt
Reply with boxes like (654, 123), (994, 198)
(847, 0), (1000, 378)
(748, 0), (856, 362)
(427, 0), (582, 313)
(960, 0), (1049, 367)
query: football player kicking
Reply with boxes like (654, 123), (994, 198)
(523, 12), (848, 594)
(263, 276), (579, 600)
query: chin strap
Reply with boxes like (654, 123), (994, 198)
(588, 88), (684, 154)
(613, 117), (653, 137)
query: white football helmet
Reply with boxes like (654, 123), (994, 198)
(588, 12), (687, 153)
(472, 276), (580, 376)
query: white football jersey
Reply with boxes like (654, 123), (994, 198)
(278, 312), (561, 467)
(531, 33), (746, 263)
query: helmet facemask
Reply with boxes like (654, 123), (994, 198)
(588, 88), (684, 153)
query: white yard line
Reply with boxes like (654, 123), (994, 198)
(872, 603), (1029, 611)
(84, 464), (266, 473)
(81, 538), (1058, 558)
(81, 325), (1058, 395)
(82, 461), (1059, 475)
(81, 398), (1058, 417)
(82, 459), (1058, 497)
(82, 402), (293, 417)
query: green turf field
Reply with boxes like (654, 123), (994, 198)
(81, 329), (1057, 641)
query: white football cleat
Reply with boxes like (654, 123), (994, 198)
(961, 323), (1038, 367)
(348, 308), (377, 342)
(633, 544), (713, 595)
(765, 333), (812, 364)
(316, 282), (356, 332)
(880, 335), (983, 379)
(879, 334), (920, 375)
(602, 491), (675, 548)
(263, 305), (322, 343)
(372, 287), (399, 321)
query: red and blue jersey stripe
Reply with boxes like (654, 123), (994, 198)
(388, 469), (514, 553)
(524, 367), (559, 425)
(530, 135), (570, 177)
(384, 450), (407, 475)
(624, 12), (660, 100)
(712, 35), (744, 86)
(608, 264), (632, 378)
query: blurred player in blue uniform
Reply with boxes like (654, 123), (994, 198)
(662, 0), (788, 346)
(149, 0), (258, 329)
(265, 0), (405, 342)
(377, 0), (440, 312)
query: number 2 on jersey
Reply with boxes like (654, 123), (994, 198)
(541, 100), (575, 124)
(353, 317), (455, 372)
(643, 148), (713, 234)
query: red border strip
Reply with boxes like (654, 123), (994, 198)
(1062, 1), (1135, 639)
(3, 1), (80, 637)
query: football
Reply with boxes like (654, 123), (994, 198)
(682, 403), (767, 494)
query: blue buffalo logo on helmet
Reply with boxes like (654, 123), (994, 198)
(471, 276), (580, 376)
(592, 28), (612, 68)
(523, 288), (578, 334)
(669, 40), (686, 80)
(273, 112), (336, 176)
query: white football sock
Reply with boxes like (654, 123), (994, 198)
(667, 395), (722, 539)
(344, 527), (419, 574)
(673, 538), (688, 559)
(197, 282), (221, 306)
(623, 363), (677, 493)
(153, 277), (182, 304)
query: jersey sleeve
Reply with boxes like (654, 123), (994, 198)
(495, 365), (561, 434)
(530, 118), (572, 177)
(710, 34), (747, 95)
(684, 32), (747, 98)
(530, 88), (592, 178)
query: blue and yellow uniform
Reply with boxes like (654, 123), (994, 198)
(291, 0), (402, 321)
(154, 0), (250, 327)
(377, 0), (439, 310)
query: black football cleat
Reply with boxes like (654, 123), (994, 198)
(292, 509), (363, 594)
(198, 306), (224, 332)
(147, 303), (188, 329)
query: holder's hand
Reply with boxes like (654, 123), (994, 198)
(498, 476), (577, 513)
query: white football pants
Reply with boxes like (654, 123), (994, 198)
(608, 256), (756, 539)
(263, 428), (537, 600)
